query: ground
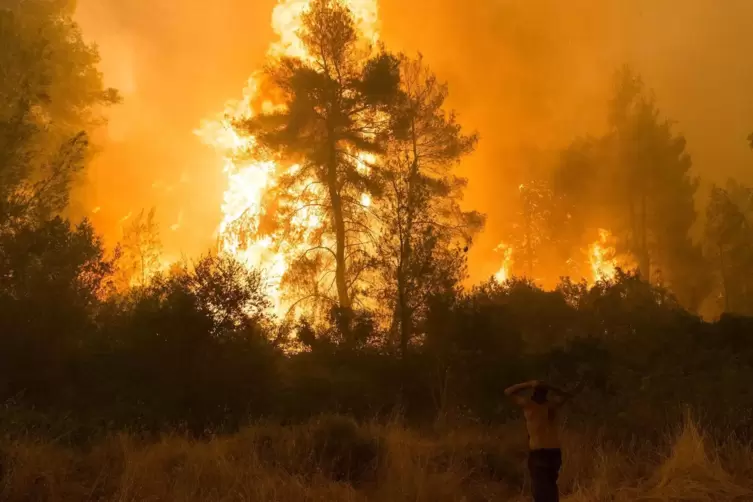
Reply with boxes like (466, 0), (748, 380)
(2, 415), (752, 501)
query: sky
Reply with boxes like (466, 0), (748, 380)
(73, 0), (753, 281)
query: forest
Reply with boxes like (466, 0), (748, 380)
(2, 1), (753, 501)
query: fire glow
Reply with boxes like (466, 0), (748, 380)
(196, 0), (380, 316)
(493, 229), (619, 286)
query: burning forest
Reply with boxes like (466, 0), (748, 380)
(2, 1), (753, 500)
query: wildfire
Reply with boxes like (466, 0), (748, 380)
(493, 242), (513, 283)
(492, 229), (618, 286)
(589, 228), (617, 283)
(196, 0), (380, 316)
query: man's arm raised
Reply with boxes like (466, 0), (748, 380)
(504, 380), (539, 406)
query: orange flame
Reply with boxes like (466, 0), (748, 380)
(589, 228), (617, 283)
(197, 0), (380, 316)
(493, 242), (513, 283)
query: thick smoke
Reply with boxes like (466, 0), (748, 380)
(74, 0), (753, 279)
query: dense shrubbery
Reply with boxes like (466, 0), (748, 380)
(1, 211), (751, 437)
(2, 0), (752, 446)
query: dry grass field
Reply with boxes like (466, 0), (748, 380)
(2, 415), (752, 502)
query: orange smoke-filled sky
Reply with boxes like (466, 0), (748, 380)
(73, 0), (753, 281)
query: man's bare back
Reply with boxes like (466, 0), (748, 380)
(523, 400), (560, 450)
(505, 380), (570, 447)
(505, 380), (577, 502)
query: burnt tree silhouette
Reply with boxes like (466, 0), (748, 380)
(236, 0), (400, 320)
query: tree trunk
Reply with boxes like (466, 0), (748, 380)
(639, 193), (650, 279)
(397, 123), (421, 358)
(324, 123), (351, 310)
(718, 242), (730, 312)
(524, 202), (533, 278)
(328, 164), (351, 310)
(397, 263), (409, 357)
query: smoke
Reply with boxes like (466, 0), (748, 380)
(73, 0), (278, 260)
(73, 0), (753, 279)
(380, 0), (753, 280)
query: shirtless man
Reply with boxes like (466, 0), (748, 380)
(505, 380), (575, 502)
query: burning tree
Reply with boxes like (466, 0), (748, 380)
(551, 67), (708, 310)
(236, 0), (400, 316)
(199, 0), (482, 341)
(197, 0), (386, 321)
(705, 181), (753, 315)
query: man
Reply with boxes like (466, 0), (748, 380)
(505, 380), (575, 502)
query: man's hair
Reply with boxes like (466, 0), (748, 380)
(532, 384), (549, 404)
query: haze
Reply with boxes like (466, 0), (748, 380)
(73, 0), (753, 280)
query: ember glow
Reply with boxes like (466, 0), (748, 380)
(196, 0), (380, 316)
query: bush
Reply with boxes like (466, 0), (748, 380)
(0, 217), (114, 402)
(307, 415), (384, 484)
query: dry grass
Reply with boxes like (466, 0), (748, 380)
(1, 415), (752, 502)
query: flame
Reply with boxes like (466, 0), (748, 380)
(492, 229), (619, 286)
(197, 0), (380, 316)
(493, 242), (513, 283)
(270, 0), (379, 60)
(589, 228), (617, 283)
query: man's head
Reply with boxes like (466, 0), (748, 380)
(532, 384), (549, 404)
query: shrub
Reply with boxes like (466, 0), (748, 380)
(307, 415), (384, 484)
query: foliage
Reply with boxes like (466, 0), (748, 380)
(116, 208), (162, 289)
(238, 0), (401, 314)
(0, 216), (114, 399)
(374, 54), (483, 355)
(0, 0), (118, 220)
(2, 0), (753, 459)
(705, 182), (753, 315)
(90, 254), (277, 430)
(552, 67), (709, 310)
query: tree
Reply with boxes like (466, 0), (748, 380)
(236, 0), (400, 316)
(98, 254), (276, 429)
(0, 0), (118, 221)
(502, 180), (555, 280)
(0, 217), (115, 398)
(704, 182), (753, 315)
(118, 208), (162, 288)
(375, 54), (483, 356)
(552, 67), (708, 310)
(607, 68), (707, 303)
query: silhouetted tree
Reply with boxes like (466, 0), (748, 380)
(0, 217), (114, 399)
(0, 0), (118, 222)
(236, 0), (400, 317)
(705, 182), (753, 315)
(118, 208), (162, 288)
(94, 253), (276, 429)
(553, 67), (709, 310)
(503, 180), (554, 280)
(375, 54), (483, 356)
